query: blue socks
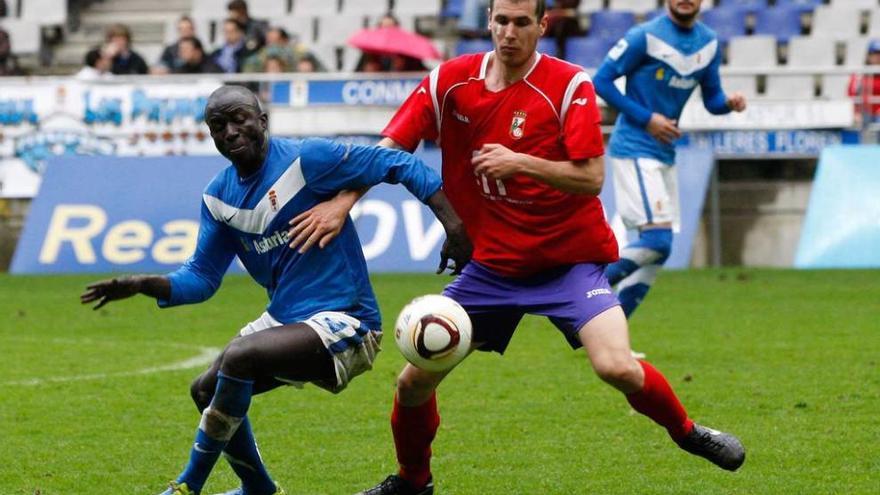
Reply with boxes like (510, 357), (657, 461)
(177, 372), (254, 494)
(224, 416), (277, 494)
(607, 228), (673, 317)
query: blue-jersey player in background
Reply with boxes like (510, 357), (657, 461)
(80, 85), (471, 495)
(594, 0), (747, 318)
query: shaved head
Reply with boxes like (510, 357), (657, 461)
(205, 85), (269, 174)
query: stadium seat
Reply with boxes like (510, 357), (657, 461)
(19, 0), (67, 26)
(192, 0), (226, 17)
(844, 37), (870, 66)
(342, 0), (390, 16)
(607, 0), (659, 15)
(766, 36), (835, 99)
(0, 19), (40, 54)
(441, 0), (464, 18)
(721, 75), (758, 99)
(719, 0), (768, 15)
(644, 8), (666, 21)
(589, 11), (636, 44)
(775, 0), (822, 11)
(339, 45), (360, 72)
(565, 36), (614, 69)
(821, 73), (852, 99)
(868, 11), (880, 37)
(810, 6), (863, 41)
(276, 16), (315, 44)
(248, 0), (290, 17)
(727, 35), (777, 67)
(537, 37), (558, 57)
(312, 44), (340, 71)
(753, 5), (804, 44)
(829, 0), (878, 10)
(394, 0), (442, 17)
(576, 0), (605, 14)
(293, 0), (340, 17)
(700, 7), (747, 45)
(315, 15), (367, 46)
(455, 38), (493, 55)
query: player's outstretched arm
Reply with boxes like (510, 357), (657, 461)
(80, 275), (170, 310)
(425, 190), (472, 275)
(287, 137), (414, 253)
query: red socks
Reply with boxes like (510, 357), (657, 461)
(391, 392), (440, 489)
(626, 360), (694, 441)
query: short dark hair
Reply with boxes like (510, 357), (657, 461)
(489, 0), (546, 19)
(226, 0), (248, 14)
(179, 36), (204, 53)
(84, 48), (102, 67)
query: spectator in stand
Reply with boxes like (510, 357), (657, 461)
(211, 18), (254, 73)
(243, 27), (326, 73)
(103, 24), (149, 75)
(296, 53), (321, 73)
(227, 0), (268, 53)
(173, 37), (222, 74)
(156, 16), (197, 73)
(0, 28), (25, 76)
(849, 39), (880, 126)
(77, 44), (114, 80)
(547, 0), (583, 58)
(354, 14), (425, 73)
(263, 53), (289, 73)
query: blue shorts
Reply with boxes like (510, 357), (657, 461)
(442, 262), (621, 354)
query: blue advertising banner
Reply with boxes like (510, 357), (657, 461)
(271, 78), (422, 107)
(680, 130), (860, 156)
(12, 146), (713, 274)
(795, 145), (880, 268)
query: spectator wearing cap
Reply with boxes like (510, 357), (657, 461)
(173, 37), (223, 74)
(101, 24), (149, 74)
(157, 16), (197, 73)
(848, 39), (880, 125)
(211, 18), (254, 73)
(227, 0), (269, 52)
(0, 28), (25, 76)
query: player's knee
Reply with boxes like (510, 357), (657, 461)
(190, 377), (213, 411)
(592, 354), (641, 389)
(220, 338), (257, 378)
(636, 228), (673, 265)
(396, 365), (442, 399)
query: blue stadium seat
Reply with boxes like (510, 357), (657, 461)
(442, 0), (464, 18)
(700, 7), (747, 45)
(753, 5), (804, 43)
(537, 37), (558, 57)
(589, 11), (636, 44)
(644, 8), (667, 22)
(718, 0), (768, 14)
(455, 38), (494, 56)
(565, 36), (614, 69)
(775, 0), (822, 13)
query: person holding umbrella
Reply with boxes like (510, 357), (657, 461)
(350, 13), (438, 72)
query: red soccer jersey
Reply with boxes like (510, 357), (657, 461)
(383, 52), (619, 277)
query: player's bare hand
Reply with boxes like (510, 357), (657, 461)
(288, 200), (348, 253)
(80, 276), (142, 310)
(437, 222), (472, 276)
(471, 143), (524, 179)
(646, 113), (681, 145)
(727, 92), (747, 112)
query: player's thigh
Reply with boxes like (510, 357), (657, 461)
(222, 322), (336, 384)
(611, 156), (675, 228)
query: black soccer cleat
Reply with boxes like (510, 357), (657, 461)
(356, 475), (434, 495)
(677, 423), (746, 471)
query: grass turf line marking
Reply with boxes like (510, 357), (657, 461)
(1, 346), (221, 386)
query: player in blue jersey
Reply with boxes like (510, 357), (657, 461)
(79, 85), (471, 495)
(594, 0), (747, 317)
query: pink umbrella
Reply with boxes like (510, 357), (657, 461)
(347, 26), (441, 61)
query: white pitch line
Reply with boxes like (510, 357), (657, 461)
(1, 347), (221, 387)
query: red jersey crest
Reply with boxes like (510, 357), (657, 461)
(509, 110), (527, 140)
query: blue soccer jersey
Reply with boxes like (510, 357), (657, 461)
(594, 15), (731, 164)
(158, 137), (442, 330)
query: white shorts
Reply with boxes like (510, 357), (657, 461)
(610, 156), (680, 231)
(239, 311), (381, 394)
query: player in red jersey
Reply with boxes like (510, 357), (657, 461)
(290, 1), (745, 493)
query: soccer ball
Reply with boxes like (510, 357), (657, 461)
(394, 294), (472, 372)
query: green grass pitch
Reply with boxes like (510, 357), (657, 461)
(1, 270), (878, 494)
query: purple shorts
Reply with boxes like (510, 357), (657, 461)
(442, 262), (620, 354)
